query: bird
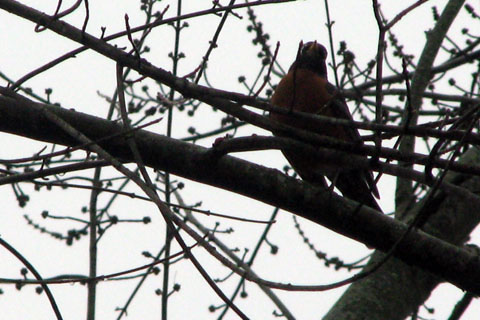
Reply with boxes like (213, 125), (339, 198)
(269, 41), (382, 212)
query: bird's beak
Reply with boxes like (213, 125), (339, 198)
(305, 41), (318, 55)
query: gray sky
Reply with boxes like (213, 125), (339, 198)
(1, 0), (478, 319)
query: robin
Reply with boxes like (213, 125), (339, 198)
(270, 41), (382, 212)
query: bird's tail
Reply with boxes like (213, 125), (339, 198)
(332, 171), (383, 213)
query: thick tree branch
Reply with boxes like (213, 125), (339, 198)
(396, 0), (466, 210)
(2, 0), (480, 178)
(327, 2), (471, 318)
(324, 147), (480, 320)
(2, 91), (480, 295)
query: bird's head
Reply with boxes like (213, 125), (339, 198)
(291, 41), (328, 78)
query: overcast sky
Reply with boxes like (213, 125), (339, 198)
(1, 0), (479, 319)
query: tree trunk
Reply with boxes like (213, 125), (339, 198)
(324, 148), (480, 319)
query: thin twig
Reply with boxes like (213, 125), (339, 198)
(0, 237), (63, 320)
(194, 0), (236, 83)
(323, 0), (339, 87)
(9, 0), (292, 89)
(124, 14), (141, 58)
(253, 41), (279, 97)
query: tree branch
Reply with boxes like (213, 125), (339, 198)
(2, 91), (480, 295)
(396, 0), (466, 210)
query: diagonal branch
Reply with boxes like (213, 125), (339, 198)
(396, 0), (466, 209)
(2, 91), (480, 295)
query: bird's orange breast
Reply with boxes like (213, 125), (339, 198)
(270, 68), (341, 137)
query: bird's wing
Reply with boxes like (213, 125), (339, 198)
(325, 82), (380, 199)
(324, 82), (363, 144)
